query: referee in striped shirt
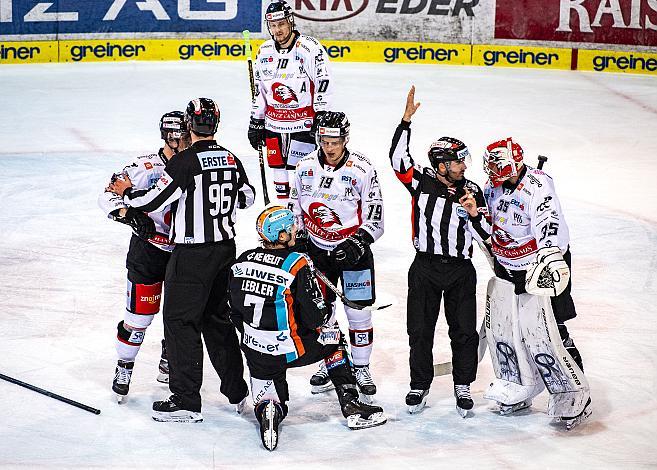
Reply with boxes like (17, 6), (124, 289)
(110, 98), (255, 422)
(389, 87), (490, 415)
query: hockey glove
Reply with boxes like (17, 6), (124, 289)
(111, 207), (156, 241)
(525, 246), (570, 297)
(331, 230), (371, 269)
(248, 118), (265, 151)
(291, 229), (309, 253)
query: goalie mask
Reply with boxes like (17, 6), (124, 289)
(484, 137), (524, 188)
(257, 206), (296, 244)
(159, 111), (185, 151)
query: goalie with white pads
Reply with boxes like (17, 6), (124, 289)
(481, 138), (591, 430)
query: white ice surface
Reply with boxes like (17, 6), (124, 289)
(0, 61), (656, 468)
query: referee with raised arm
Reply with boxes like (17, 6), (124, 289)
(110, 98), (255, 422)
(388, 86), (490, 417)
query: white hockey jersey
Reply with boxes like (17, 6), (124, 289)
(252, 33), (332, 134)
(484, 166), (570, 271)
(291, 149), (384, 251)
(98, 151), (173, 251)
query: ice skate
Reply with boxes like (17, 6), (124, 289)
(310, 362), (334, 394)
(112, 360), (134, 404)
(406, 389), (429, 414)
(156, 339), (169, 384)
(235, 396), (248, 415)
(454, 384), (474, 418)
(498, 399), (533, 416)
(355, 364), (376, 403)
(256, 400), (284, 451)
(152, 394), (202, 423)
(337, 385), (387, 430)
(559, 398), (592, 430)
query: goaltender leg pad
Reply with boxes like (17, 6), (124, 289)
(517, 294), (590, 418)
(483, 277), (545, 406)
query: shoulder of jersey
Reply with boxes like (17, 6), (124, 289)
(296, 35), (322, 53)
(347, 151), (373, 170)
(259, 40), (276, 53)
(297, 151), (318, 166)
(525, 166), (554, 186)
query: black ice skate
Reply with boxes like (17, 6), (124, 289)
(256, 400), (284, 451)
(310, 362), (334, 394)
(498, 399), (533, 416)
(454, 384), (474, 418)
(112, 360), (134, 404)
(152, 394), (202, 423)
(355, 365), (376, 403)
(557, 398), (592, 431)
(336, 384), (387, 430)
(157, 339), (169, 384)
(406, 389), (430, 414)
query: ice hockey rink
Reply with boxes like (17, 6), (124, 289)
(1, 60), (656, 468)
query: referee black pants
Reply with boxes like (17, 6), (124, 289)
(407, 254), (479, 390)
(163, 240), (248, 412)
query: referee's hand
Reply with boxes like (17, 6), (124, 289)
(402, 85), (421, 122)
(459, 188), (479, 217)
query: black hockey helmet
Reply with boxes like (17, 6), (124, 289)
(428, 136), (471, 170)
(313, 111), (350, 147)
(265, 1), (295, 37)
(184, 98), (220, 137)
(159, 111), (184, 141)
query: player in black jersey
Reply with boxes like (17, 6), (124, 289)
(389, 87), (491, 417)
(228, 206), (386, 451)
(110, 98), (254, 422)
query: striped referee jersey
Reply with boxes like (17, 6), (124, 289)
(124, 140), (255, 244)
(389, 120), (490, 258)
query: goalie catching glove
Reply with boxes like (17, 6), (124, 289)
(331, 230), (372, 268)
(111, 207), (156, 241)
(525, 246), (570, 297)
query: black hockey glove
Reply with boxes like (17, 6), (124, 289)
(111, 207), (156, 241)
(291, 229), (309, 253)
(331, 230), (372, 269)
(248, 118), (265, 151)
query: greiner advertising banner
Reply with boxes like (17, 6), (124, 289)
(290, 0), (494, 43)
(495, 0), (657, 47)
(0, 0), (261, 36)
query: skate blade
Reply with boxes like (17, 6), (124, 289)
(115, 393), (128, 404)
(156, 373), (169, 384)
(564, 408), (592, 431)
(407, 396), (428, 414)
(262, 429), (278, 451)
(499, 401), (532, 416)
(347, 412), (387, 430)
(310, 382), (335, 394)
(456, 406), (471, 418)
(358, 392), (375, 405)
(151, 410), (203, 423)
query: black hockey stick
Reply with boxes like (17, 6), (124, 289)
(313, 269), (392, 312)
(0, 372), (101, 415)
(243, 30), (271, 206)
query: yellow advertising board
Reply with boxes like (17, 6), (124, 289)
(321, 41), (470, 65)
(472, 44), (572, 70)
(0, 41), (58, 64)
(578, 49), (657, 75)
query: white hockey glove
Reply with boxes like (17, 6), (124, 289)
(525, 247), (570, 297)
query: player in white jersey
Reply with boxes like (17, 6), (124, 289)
(248, 0), (333, 205)
(98, 111), (187, 402)
(483, 138), (591, 429)
(291, 111), (384, 401)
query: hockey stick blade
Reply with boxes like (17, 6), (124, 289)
(314, 269), (392, 311)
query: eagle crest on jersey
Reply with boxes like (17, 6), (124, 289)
(272, 83), (298, 104)
(309, 202), (342, 229)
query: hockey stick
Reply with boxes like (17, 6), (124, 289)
(433, 320), (488, 376)
(313, 269), (392, 312)
(0, 372), (101, 415)
(242, 30), (270, 206)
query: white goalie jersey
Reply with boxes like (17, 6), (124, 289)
(251, 34), (332, 134)
(291, 150), (384, 251)
(484, 166), (570, 271)
(98, 151), (173, 252)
